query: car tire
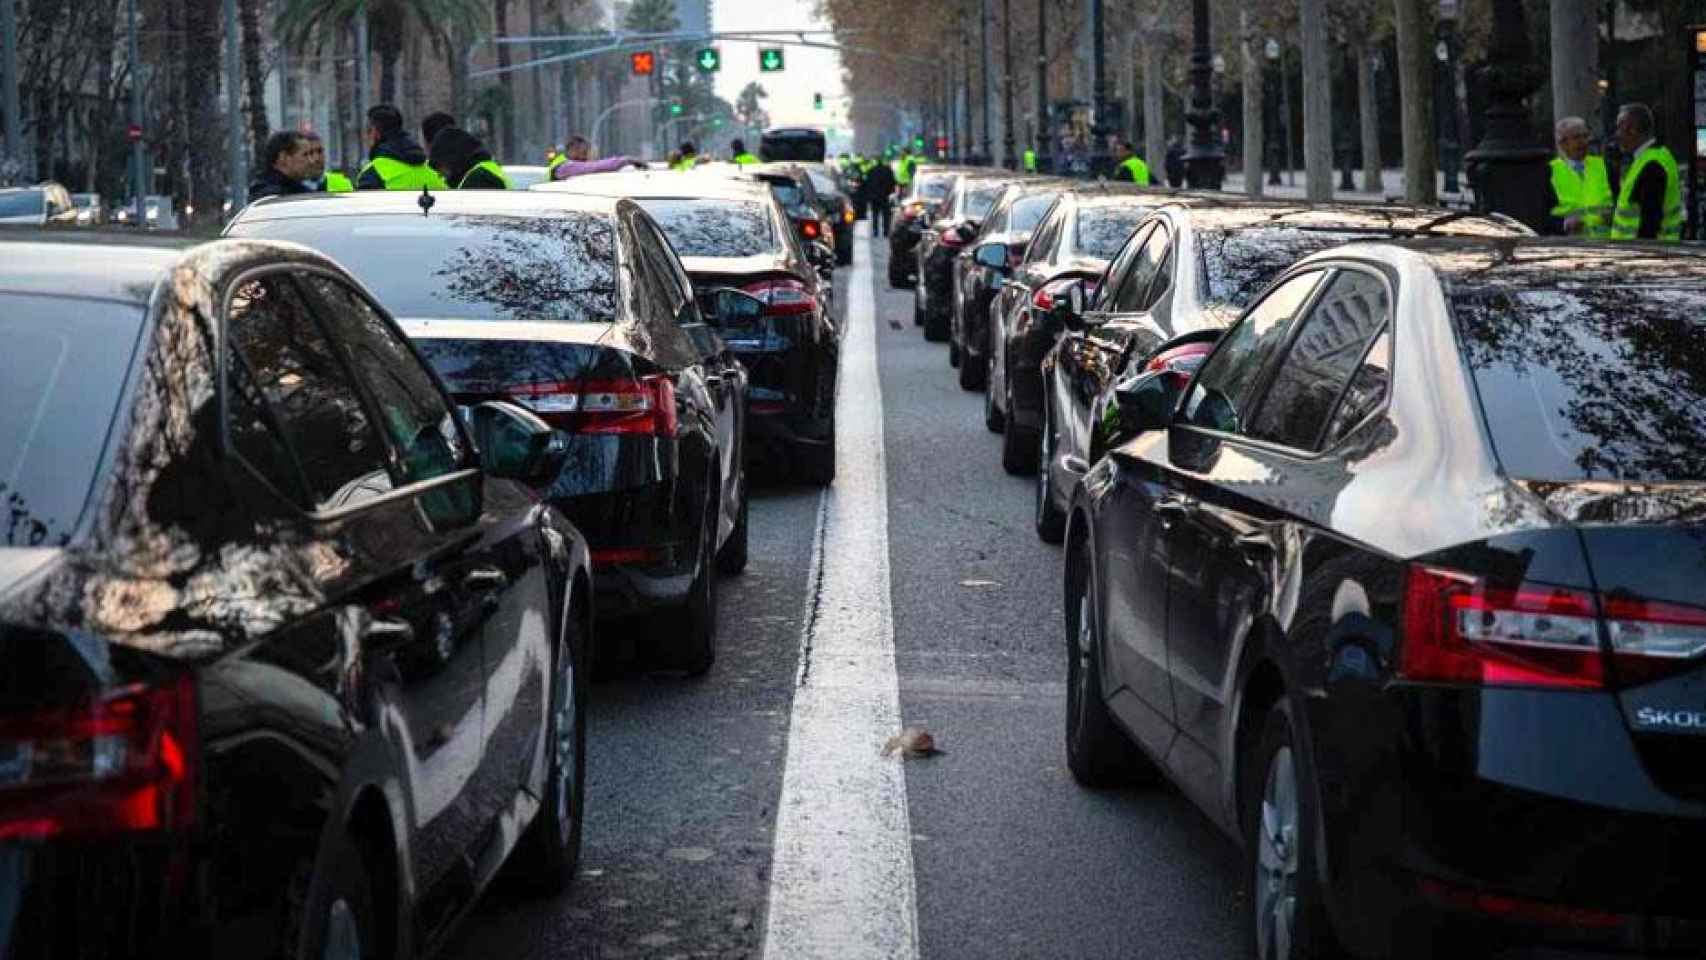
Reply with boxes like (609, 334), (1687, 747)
(1065, 539), (1155, 787)
(1035, 407), (1066, 544)
(984, 357), (1005, 433)
(509, 604), (587, 892)
(715, 479), (749, 575)
(949, 339), (961, 367)
(837, 244), (853, 267)
(1245, 699), (1345, 960)
(924, 303), (950, 342)
(888, 261), (912, 289)
(301, 832), (381, 960)
(1001, 381), (1037, 475)
(675, 491), (719, 677)
(913, 284), (926, 327)
(800, 435), (835, 487)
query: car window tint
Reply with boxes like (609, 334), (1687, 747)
(1010, 193), (1058, 233)
(1024, 209), (1062, 264)
(306, 276), (466, 486)
(1248, 270), (1391, 450)
(1146, 246), (1174, 307)
(965, 184), (1005, 219)
(1090, 223), (1152, 312)
(1074, 205), (1151, 260)
(982, 201), (1009, 235)
(225, 274), (391, 511)
(637, 198), (776, 258)
(1114, 226), (1170, 313)
(1181, 270), (1326, 435)
(1322, 330), (1391, 448)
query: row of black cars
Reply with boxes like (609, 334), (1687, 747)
(0, 161), (844, 957)
(899, 165), (1706, 957)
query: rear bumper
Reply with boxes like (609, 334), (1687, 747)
(551, 486), (697, 616)
(1004, 323), (1053, 430)
(960, 287), (997, 357)
(1309, 685), (1706, 957)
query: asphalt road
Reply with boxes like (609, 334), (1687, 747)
(442, 234), (1246, 959)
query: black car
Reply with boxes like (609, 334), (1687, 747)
(540, 170), (839, 485)
(1067, 238), (1706, 959)
(1034, 201), (1532, 543)
(803, 164), (856, 266)
(227, 191), (746, 673)
(985, 185), (1156, 474)
(887, 165), (972, 289)
(745, 162), (840, 266)
(951, 178), (1070, 388)
(914, 173), (1024, 342)
(0, 239), (591, 958)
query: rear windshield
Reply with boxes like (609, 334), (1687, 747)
(1, 294), (145, 546)
(0, 191), (44, 218)
(229, 213), (617, 323)
(1453, 283), (1706, 483)
(963, 184), (1005, 220)
(1198, 228), (1393, 309)
(806, 171), (838, 197)
(638, 198), (777, 258)
(768, 182), (806, 210)
(1074, 206), (1150, 259)
(1010, 194), (1057, 233)
(914, 176), (954, 200)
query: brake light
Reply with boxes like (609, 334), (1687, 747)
(509, 375), (678, 437)
(1602, 595), (1706, 686)
(1399, 566), (1605, 689)
(0, 673), (198, 839)
(1144, 341), (1215, 388)
(799, 219), (821, 240)
(1032, 277), (1080, 312)
(743, 277), (816, 317)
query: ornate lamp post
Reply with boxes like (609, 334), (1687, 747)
(1464, 0), (1551, 229)
(980, 0), (993, 163)
(1183, 0), (1224, 188)
(1002, 0), (1016, 168)
(1265, 38), (1283, 186)
(1035, 0), (1050, 173)
(1436, 0), (1463, 193)
(1090, 0), (1110, 177)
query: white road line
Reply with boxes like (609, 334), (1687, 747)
(762, 233), (920, 960)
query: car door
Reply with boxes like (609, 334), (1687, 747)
(303, 272), (559, 892)
(219, 268), (492, 937)
(1158, 267), (1391, 811)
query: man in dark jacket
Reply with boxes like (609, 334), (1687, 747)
(429, 127), (511, 190)
(249, 131), (319, 201)
(422, 112), (456, 152)
(863, 159), (897, 237)
(356, 104), (446, 190)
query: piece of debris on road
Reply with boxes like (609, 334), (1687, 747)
(882, 727), (943, 759)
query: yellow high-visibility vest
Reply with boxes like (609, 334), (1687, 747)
(1117, 156), (1151, 186)
(1609, 144), (1682, 243)
(357, 156), (447, 191)
(1548, 155), (1613, 238)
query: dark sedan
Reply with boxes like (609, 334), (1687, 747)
(986, 185), (1156, 474)
(540, 170), (839, 485)
(887, 165), (970, 288)
(746, 162), (840, 261)
(914, 172), (1023, 342)
(227, 191), (746, 673)
(950, 178), (1070, 389)
(1035, 201), (1532, 542)
(1067, 238), (1706, 959)
(803, 164), (857, 266)
(0, 240), (591, 958)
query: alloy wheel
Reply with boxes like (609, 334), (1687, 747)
(1073, 591), (1094, 739)
(1036, 412), (1052, 526)
(322, 899), (362, 960)
(1256, 746), (1300, 960)
(552, 642), (579, 842)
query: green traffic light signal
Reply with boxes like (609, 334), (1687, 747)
(759, 48), (784, 72)
(696, 47), (720, 73)
(913, 136), (924, 150)
(669, 101), (683, 116)
(812, 92), (823, 110)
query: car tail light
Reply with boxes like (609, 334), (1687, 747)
(743, 277), (816, 317)
(591, 546), (664, 566)
(1602, 595), (1706, 686)
(1416, 877), (1630, 931)
(0, 673), (198, 840)
(1144, 341), (1215, 388)
(509, 376), (678, 437)
(842, 203), (855, 224)
(1399, 566), (1606, 689)
(1032, 277), (1081, 312)
(799, 218), (822, 240)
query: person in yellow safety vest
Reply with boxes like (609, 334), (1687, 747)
(428, 127), (512, 190)
(896, 151), (914, 187)
(355, 104), (447, 191)
(1023, 147), (1037, 172)
(297, 131), (354, 193)
(1112, 138), (1152, 185)
(673, 141), (699, 171)
(731, 138), (760, 166)
(1548, 116), (1614, 238)
(1610, 102), (1683, 243)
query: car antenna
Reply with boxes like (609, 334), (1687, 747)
(418, 184), (435, 217)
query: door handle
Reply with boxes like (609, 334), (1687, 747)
(462, 568), (508, 591)
(1234, 532), (1272, 553)
(363, 618), (415, 654)
(704, 373), (723, 389)
(1153, 498), (1192, 517)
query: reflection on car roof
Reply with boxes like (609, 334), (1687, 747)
(0, 241), (180, 304)
(536, 170), (775, 202)
(237, 189), (624, 222)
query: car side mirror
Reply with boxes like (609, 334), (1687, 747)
(1109, 368), (1186, 441)
(708, 287), (766, 328)
(1047, 280), (1087, 331)
(973, 242), (1007, 271)
(467, 401), (565, 482)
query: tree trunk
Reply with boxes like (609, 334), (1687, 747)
(1141, 29), (1163, 178)
(450, 23), (467, 118)
(1240, 9), (1262, 198)
(1356, 41), (1382, 195)
(494, 0), (516, 159)
(1393, 0), (1436, 204)
(334, 26), (353, 171)
(378, 44), (399, 104)
(1549, 0), (1598, 135)
(240, 0), (268, 160)
(1299, 0), (1333, 201)
(185, 0), (225, 208)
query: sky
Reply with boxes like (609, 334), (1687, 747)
(712, 0), (847, 129)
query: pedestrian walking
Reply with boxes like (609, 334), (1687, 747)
(731, 139), (759, 166)
(1548, 117), (1614, 238)
(248, 131), (320, 201)
(356, 104), (446, 191)
(429, 127), (511, 190)
(1111, 138), (1152, 185)
(864, 157), (897, 237)
(550, 135), (643, 179)
(1610, 103), (1683, 243)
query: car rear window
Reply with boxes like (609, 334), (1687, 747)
(228, 213), (617, 323)
(964, 184), (1005, 220)
(1197, 228), (1391, 309)
(1074, 206), (1150, 259)
(768, 182), (806, 210)
(1, 294), (146, 545)
(0, 191), (45, 218)
(637, 198), (777, 258)
(1010, 194), (1057, 233)
(915, 176), (953, 200)
(1452, 283), (1706, 482)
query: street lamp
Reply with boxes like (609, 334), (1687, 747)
(1265, 38), (1282, 186)
(1090, 0), (1109, 177)
(1183, 0), (1224, 189)
(980, 0), (993, 163)
(1337, 41), (1357, 192)
(1435, 2), (1463, 194)
(1035, 0), (1049, 173)
(1464, 0), (1551, 230)
(1002, 0), (1016, 168)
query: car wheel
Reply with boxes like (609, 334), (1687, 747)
(913, 283), (925, 327)
(302, 833), (380, 960)
(715, 477), (749, 575)
(924, 300), (950, 342)
(959, 345), (986, 391)
(1035, 407), (1066, 544)
(1245, 699), (1343, 960)
(1064, 539), (1154, 787)
(509, 604), (587, 892)
(1001, 381), (1037, 475)
(675, 490), (720, 676)
(984, 355), (1005, 433)
(949, 339), (961, 367)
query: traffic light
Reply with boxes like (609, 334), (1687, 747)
(695, 47), (721, 73)
(812, 92), (823, 111)
(669, 100), (683, 116)
(912, 136), (924, 150)
(758, 48), (784, 72)
(630, 50), (655, 75)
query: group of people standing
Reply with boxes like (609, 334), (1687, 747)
(1550, 102), (1681, 242)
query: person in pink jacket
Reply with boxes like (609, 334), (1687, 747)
(551, 135), (645, 179)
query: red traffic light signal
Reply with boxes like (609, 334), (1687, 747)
(630, 50), (656, 75)
(934, 136), (948, 151)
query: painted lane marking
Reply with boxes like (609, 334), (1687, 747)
(762, 233), (920, 960)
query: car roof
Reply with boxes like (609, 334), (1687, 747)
(536, 170), (775, 203)
(1162, 198), (1530, 237)
(1352, 236), (1706, 290)
(1057, 184), (1167, 209)
(233, 188), (624, 223)
(0, 241), (180, 304)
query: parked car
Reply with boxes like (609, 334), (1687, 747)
(0, 238), (591, 958)
(1034, 201), (1532, 543)
(0, 182), (78, 226)
(914, 173), (1025, 342)
(113, 194), (181, 231)
(1066, 237), (1706, 960)
(802, 164), (856, 265)
(985, 185), (1157, 474)
(70, 191), (104, 225)
(539, 169), (839, 485)
(744, 162), (839, 259)
(887, 165), (972, 288)
(226, 190), (747, 672)
(951, 179), (1070, 390)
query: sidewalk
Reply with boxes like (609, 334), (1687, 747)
(1217, 167), (1476, 208)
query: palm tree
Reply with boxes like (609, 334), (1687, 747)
(278, 0), (485, 109)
